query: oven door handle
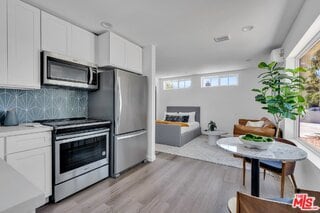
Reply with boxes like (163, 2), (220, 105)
(56, 129), (110, 140)
(56, 131), (109, 145)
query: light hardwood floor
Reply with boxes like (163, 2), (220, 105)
(37, 152), (293, 213)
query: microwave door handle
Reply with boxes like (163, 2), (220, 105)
(89, 67), (93, 84)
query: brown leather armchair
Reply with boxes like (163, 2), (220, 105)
(233, 117), (276, 137)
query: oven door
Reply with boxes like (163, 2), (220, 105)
(55, 130), (109, 184)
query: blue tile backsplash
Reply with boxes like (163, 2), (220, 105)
(0, 87), (88, 124)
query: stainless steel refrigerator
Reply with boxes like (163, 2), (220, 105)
(89, 69), (148, 177)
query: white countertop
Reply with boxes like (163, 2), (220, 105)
(0, 124), (53, 137)
(0, 158), (45, 213)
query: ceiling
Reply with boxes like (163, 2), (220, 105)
(24, 0), (305, 77)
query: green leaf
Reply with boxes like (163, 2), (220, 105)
(290, 114), (297, 120)
(294, 67), (306, 73)
(284, 103), (293, 110)
(297, 95), (305, 103)
(255, 94), (266, 103)
(258, 72), (272, 78)
(268, 62), (277, 70)
(251, 89), (261, 92)
(258, 62), (269, 69)
(274, 67), (285, 71)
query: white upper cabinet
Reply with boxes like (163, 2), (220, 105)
(97, 31), (143, 74)
(70, 25), (96, 64)
(41, 11), (96, 64)
(109, 32), (126, 68)
(41, 11), (70, 56)
(5, 0), (41, 89)
(126, 41), (142, 73)
(0, 0), (7, 85)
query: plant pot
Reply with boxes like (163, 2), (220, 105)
(239, 135), (274, 150)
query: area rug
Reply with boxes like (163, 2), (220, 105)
(155, 135), (244, 169)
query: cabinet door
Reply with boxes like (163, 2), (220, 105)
(41, 11), (71, 55)
(6, 146), (52, 197)
(126, 41), (142, 74)
(7, 0), (40, 89)
(0, 137), (4, 159)
(70, 25), (96, 63)
(6, 132), (51, 155)
(0, 0), (7, 85)
(109, 32), (126, 68)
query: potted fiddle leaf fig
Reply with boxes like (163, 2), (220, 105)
(252, 61), (307, 138)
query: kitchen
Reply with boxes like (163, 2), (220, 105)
(0, 0), (156, 212)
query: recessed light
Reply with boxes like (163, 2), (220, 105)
(246, 59), (252, 62)
(100, 21), (113, 29)
(242, 25), (254, 32)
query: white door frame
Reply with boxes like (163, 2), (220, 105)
(285, 14), (320, 167)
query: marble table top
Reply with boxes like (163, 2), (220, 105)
(217, 137), (307, 161)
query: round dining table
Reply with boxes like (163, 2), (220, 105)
(217, 137), (308, 197)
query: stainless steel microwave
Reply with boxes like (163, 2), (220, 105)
(42, 51), (98, 90)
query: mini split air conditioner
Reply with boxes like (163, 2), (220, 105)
(270, 48), (285, 63)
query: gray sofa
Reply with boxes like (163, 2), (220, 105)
(156, 106), (201, 147)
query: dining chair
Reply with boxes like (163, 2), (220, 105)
(242, 138), (297, 197)
(228, 188), (320, 213)
(296, 188), (320, 202)
(227, 192), (299, 213)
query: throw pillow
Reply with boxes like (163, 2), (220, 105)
(165, 115), (189, 122)
(163, 112), (179, 120)
(179, 112), (196, 122)
(165, 115), (180, 122)
(246, 121), (265, 128)
(180, 115), (189, 122)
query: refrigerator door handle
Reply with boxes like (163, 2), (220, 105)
(116, 130), (147, 140)
(115, 75), (122, 134)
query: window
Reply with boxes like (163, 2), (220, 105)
(201, 74), (238, 88)
(299, 39), (320, 152)
(163, 79), (191, 90)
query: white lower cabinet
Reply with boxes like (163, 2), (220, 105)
(4, 131), (52, 199)
(0, 137), (4, 159)
(7, 146), (52, 197)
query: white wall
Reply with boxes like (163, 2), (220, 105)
(282, 0), (320, 58)
(143, 45), (156, 162)
(282, 0), (320, 190)
(157, 68), (270, 133)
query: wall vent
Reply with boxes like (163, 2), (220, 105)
(214, 35), (230, 42)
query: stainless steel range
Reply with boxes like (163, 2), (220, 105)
(37, 118), (111, 202)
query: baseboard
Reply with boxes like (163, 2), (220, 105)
(146, 154), (156, 162)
